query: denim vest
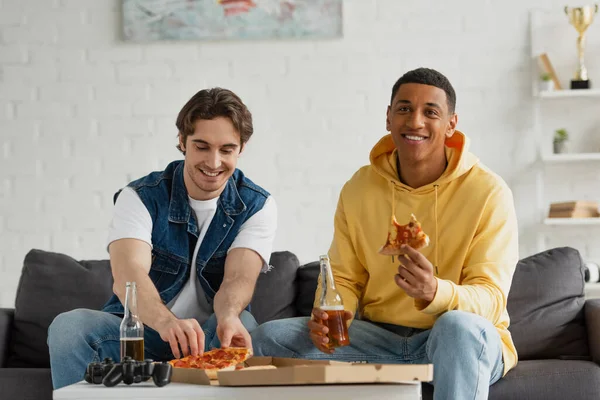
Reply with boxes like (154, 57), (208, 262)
(102, 160), (269, 315)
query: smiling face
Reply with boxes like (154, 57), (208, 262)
(386, 83), (457, 165)
(178, 116), (242, 200)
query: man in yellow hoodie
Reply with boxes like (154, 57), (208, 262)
(251, 68), (519, 400)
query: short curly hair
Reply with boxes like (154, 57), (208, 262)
(176, 88), (253, 154)
(390, 68), (456, 114)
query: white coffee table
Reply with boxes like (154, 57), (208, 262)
(54, 380), (421, 400)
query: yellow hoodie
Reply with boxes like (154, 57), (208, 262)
(320, 131), (519, 376)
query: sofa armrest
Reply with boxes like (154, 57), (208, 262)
(585, 299), (600, 364)
(0, 308), (14, 368)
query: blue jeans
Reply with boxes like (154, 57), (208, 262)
(47, 308), (258, 389)
(251, 310), (504, 400)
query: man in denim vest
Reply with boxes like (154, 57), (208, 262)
(48, 88), (277, 389)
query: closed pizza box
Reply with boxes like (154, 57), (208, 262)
(218, 357), (433, 387)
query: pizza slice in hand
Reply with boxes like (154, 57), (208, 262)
(378, 213), (430, 256)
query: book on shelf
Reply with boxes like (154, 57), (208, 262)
(549, 200), (598, 210)
(548, 200), (600, 218)
(548, 209), (600, 218)
(538, 53), (562, 90)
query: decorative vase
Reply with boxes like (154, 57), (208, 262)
(539, 80), (554, 92)
(553, 140), (568, 154)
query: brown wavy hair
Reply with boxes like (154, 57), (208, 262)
(176, 88), (253, 154)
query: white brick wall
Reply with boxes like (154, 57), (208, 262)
(1, 0), (599, 307)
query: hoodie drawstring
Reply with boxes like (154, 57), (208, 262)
(390, 180), (396, 263)
(433, 184), (439, 276)
(391, 180), (396, 218)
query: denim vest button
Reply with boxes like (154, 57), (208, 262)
(223, 223), (227, 227)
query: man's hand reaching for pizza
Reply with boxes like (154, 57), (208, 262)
(395, 244), (438, 303)
(157, 316), (205, 359)
(217, 316), (252, 351)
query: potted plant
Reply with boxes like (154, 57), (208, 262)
(539, 73), (554, 92)
(553, 128), (569, 154)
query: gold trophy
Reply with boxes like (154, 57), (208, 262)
(564, 4), (598, 89)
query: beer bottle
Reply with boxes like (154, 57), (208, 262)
(120, 281), (145, 361)
(318, 255), (350, 348)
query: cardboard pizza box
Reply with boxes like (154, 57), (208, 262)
(170, 367), (214, 385)
(170, 357), (346, 386)
(218, 357), (433, 386)
(172, 356), (433, 387)
(244, 356), (349, 368)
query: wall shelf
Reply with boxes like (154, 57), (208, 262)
(544, 218), (600, 226)
(531, 9), (600, 257)
(538, 89), (600, 99)
(542, 153), (600, 162)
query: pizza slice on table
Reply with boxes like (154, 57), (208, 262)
(378, 213), (429, 257)
(168, 347), (253, 380)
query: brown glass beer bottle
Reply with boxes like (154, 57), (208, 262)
(120, 282), (145, 361)
(318, 255), (350, 348)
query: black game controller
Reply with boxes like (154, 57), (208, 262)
(84, 357), (172, 387)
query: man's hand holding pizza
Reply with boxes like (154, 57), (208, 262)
(377, 214), (437, 303)
(395, 244), (438, 303)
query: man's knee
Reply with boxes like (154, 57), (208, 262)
(250, 320), (284, 355)
(251, 318), (307, 345)
(48, 309), (114, 352)
(251, 319), (282, 341)
(430, 311), (497, 352)
(435, 311), (494, 335)
(48, 309), (93, 347)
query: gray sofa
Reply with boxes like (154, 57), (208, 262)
(1, 247), (599, 399)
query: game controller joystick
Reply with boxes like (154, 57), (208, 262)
(84, 357), (115, 384)
(84, 357), (172, 387)
(150, 362), (172, 387)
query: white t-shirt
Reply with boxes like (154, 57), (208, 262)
(107, 187), (277, 324)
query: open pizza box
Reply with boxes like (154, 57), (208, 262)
(171, 356), (433, 387)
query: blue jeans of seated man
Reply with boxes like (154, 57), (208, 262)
(251, 310), (504, 400)
(47, 308), (258, 390)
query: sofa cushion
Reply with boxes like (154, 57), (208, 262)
(421, 359), (600, 400)
(0, 368), (53, 400)
(0, 308), (14, 368)
(489, 360), (600, 400)
(507, 247), (588, 360)
(7, 249), (113, 368)
(295, 261), (320, 317)
(250, 251), (300, 324)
